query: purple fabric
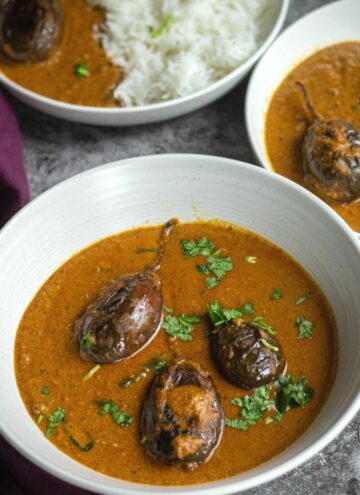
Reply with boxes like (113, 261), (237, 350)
(0, 90), (30, 227)
(0, 90), (92, 494)
(0, 436), (93, 495)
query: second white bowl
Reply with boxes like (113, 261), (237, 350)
(0, 1), (288, 125)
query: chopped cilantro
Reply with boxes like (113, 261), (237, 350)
(80, 333), (94, 350)
(45, 407), (65, 437)
(206, 277), (220, 288)
(162, 311), (201, 341)
(41, 386), (49, 395)
(295, 291), (313, 305)
(70, 435), (94, 452)
(252, 315), (276, 335)
(205, 253), (233, 279)
(296, 315), (314, 339)
(225, 386), (274, 430)
(275, 374), (314, 414)
(83, 364), (100, 382)
(119, 377), (134, 389)
(270, 288), (282, 300)
(145, 355), (169, 374)
(181, 238), (233, 288)
(181, 237), (215, 257)
(196, 264), (211, 275)
(74, 62), (90, 78)
(150, 15), (174, 38)
(96, 400), (133, 427)
(239, 302), (255, 315)
(274, 411), (284, 422)
(119, 355), (169, 389)
(245, 256), (257, 264)
(259, 339), (279, 353)
(207, 301), (242, 327)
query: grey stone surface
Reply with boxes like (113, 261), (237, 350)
(6, 0), (360, 493)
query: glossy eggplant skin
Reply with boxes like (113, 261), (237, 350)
(303, 118), (360, 204)
(296, 82), (360, 204)
(74, 271), (163, 364)
(141, 360), (224, 470)
(0, 0), (63, 63)
(210, 319), (285, 389)
(75, 219), (176, 364)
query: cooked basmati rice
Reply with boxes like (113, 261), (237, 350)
(87, 0), (268, 106)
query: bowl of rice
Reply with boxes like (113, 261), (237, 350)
(0, 0), (289, 125)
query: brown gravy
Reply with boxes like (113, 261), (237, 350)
(0, 0), (121, 107)
(15, 221), (338, 485)
(265, 42), (360, 232)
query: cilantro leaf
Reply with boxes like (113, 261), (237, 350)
(196, 264), (211, 275)
(239, 302), (255, 315)
(70, 435), (94, 452)
(162, 312), (201, 341)
(96, 401), (133, 427)
(275, 374), (314, 414)
(270, 288), (282, 300)
(181, 237), (215, 257)
(120, 355), (169, 389)
(296, 315), (314, 339)
(41, 386), (49, 395)
(150, 14), (174, 39)
(225, 386), (274, 430)
(83, 364), (100, 382)
(181, 237), (233, 289)
(252, 316), (276, 335)
(74, 62), (90, 78)
(145, 355), (170, 374)
(206, 277), (220, 288)
(206, 254), (233, 279)
(80, 332), (95, 350)
(295, 291), (313, 305)
(45, 407), (65, 437)
(259, 338), (279, 352)
(207, 301), (242, 327)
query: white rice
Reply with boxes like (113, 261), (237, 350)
(88, 0), (268, 107)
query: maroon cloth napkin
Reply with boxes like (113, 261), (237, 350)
(0, 91), (93, 494)
(0, 90), (30, 227)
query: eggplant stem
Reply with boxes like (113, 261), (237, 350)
(296, 81), (321, 121)
(150, 218), (178, 272)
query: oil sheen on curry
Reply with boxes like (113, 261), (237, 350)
(266, 42), (360, 232)
(15, 220), (338, 485)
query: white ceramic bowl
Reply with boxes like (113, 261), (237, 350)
(0, 154), (360, 494)
(245, 0), (360, 235)
(0, 1), (288, 126)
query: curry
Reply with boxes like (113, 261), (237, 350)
(0, 0), (121, 106)
(15, 221), (338, 485)
(265, 42), (360, 232)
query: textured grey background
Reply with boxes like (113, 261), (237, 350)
(7, 0), (360, 493)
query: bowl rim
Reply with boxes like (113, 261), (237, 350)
(0, 0), (289, 115)
(1, 153), (360, 494)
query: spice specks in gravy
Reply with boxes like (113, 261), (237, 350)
(15, 221), (338, 485)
